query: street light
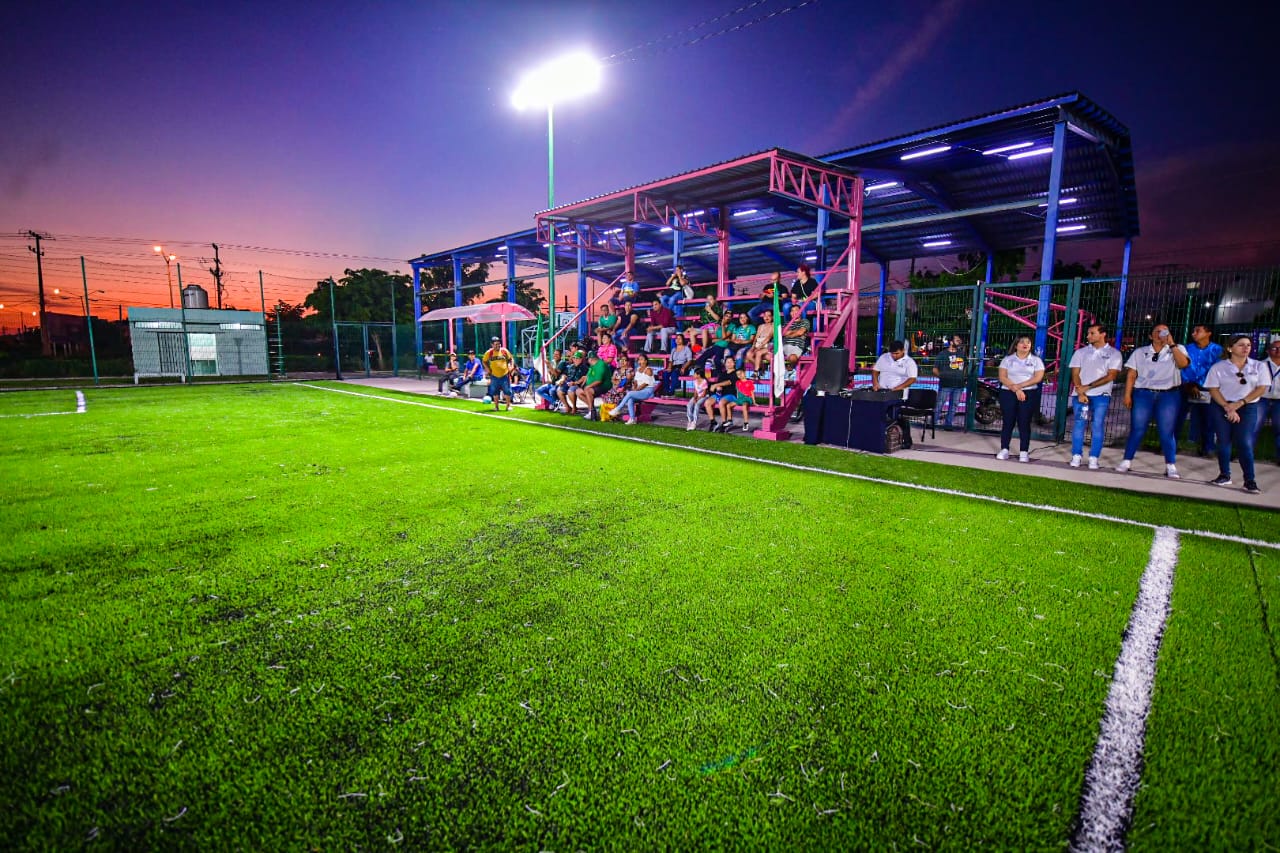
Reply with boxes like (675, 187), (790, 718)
(512, 50), (602, 342)
(1182, 280), (1200, 340)
(154, 245), (178, 308)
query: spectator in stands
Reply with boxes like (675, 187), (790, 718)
(791, 264), (820, 314)
(595, 330), (620, 369)
(1117, 324), (1190, 477)
(645, 298), (678, 353)
(748, 272), (782, 325)
(687, 364), (712, 430)
(451, 350), (483, 396)
(697, 294), (726, 349)
(481, 336), (515, 411)
(436, 352), (460, 394)
(747, 309), (775, 374)
(594, 303), (618, 340)
(713, 355), (747, 432)
(1205, 334), (1269, 494)
(727, 311), (756, 368)
(872, 339), (918, 399)
(730, 371), (756, 432)
(661, 332), (694, 395)
(616, 354), (658, 424)
(932, 335), (967, 430)
(614, 298), (639, 352)
(613, 270), (639, 309)
(1067, 324), (1122, 469)
(780, 304), (810, 369)
(556, 350), (588, 414)
(995, 334), (1045, 463)
(661, 265), (692, 312)
(577, 351), (614, 421)
(706, 355), (736, 431)
(1177, 324), (1224, 456)
(1255, 339), (1280, 462)
(599, 356), (632, 422)
(535, 348), (566, 410)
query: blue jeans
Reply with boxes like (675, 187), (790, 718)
(618, 386), (655, 420)
(686, 396), (706, 421)
(998, 387), (1041, 452)
(1070, 394), (1113, 458)
(935, 386), (964, 428)
(536, 383), (559, 407)
(1254, 397), (1280, 459)
(1123, 389), (1181, 463)
(660, 291), (683, 312)
(1212, 402), (1258, 482)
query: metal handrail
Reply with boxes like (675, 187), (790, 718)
(537, 271), (624, 379)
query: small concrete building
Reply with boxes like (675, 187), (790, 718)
(128, 306), (268, 381)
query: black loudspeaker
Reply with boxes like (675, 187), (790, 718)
(813, 347), (849, 393)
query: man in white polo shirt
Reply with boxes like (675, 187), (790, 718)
(1067, 323), (1123, 469)
(872, 340), (918, 400)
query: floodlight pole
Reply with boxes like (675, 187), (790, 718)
(546, 104), (556, 344)
(80, 257), (99, 386)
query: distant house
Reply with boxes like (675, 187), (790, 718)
(128, 307), (268, 381)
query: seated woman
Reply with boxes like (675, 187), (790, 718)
(599, 355), (632, 421)
(660, 332), (695, 395)
(594, 330), (620, 368)
(727, 311), (756, 368)
(746, 309), (775, 375)
(696, 294), (726, 350)
(616, 354), (658, 425)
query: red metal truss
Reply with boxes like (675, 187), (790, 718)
(769, 154), (864, 219)
(632, 194), (718, 237)
(534, 217), (628, 255)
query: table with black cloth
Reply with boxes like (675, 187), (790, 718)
(802, 389), (903, 452)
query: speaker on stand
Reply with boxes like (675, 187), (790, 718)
(813, 347), (849, 393)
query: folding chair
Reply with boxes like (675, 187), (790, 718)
(509, 367), (535, 403)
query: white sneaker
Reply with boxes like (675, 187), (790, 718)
(1088, 457), (1100, 470)
(623, 417), (635, 425)
(1069, 454), (1082, 468)
(1166, 464), (1180, 479)
(996, 449), (1009, 460)
(1116, 459), (1131, 472)
(1018, 451), (1029, 463)
(685, 419), (696, 431)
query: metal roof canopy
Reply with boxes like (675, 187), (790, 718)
(409, 91), (1137, 280)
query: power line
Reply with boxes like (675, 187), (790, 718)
(602, 0), (819, 66)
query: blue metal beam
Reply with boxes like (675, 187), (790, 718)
(1035, 120), (1068, 357)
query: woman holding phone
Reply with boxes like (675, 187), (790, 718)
(1117, 324), (1190, 478)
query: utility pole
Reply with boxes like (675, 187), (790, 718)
(26, 230), (54, 356)
(209, 243), (224, 309)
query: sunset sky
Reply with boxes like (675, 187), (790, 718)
(2, 0), (1277, 324)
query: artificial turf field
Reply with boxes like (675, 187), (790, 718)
(0, 383), (1275, 850)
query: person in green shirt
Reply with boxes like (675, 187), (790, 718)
(575, 352), (615, 421)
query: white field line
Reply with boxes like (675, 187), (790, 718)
(0, 390), (87, 418)
(297, 383), (1280, 551)
(1070, 527), (1179, 853)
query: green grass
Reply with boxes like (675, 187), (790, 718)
(0, 384), (1276, 848)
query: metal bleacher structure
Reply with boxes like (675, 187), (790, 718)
(408, 92), (1139, 440)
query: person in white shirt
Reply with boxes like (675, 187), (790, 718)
(1117, 323), (1190, 478)
(616, 353), (659, 425)
(1204, 334), (1270, 494)
(1255, 339), (1280, 462)
(1067, 323), (1123, 469)
(995, 334), (1046, 462)
(872, 340), (918, 400)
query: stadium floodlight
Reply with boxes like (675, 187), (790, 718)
(512, 50), (603, 347)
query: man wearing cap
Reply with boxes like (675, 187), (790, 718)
(482, 336), (515, 411)
(450, 350), (483, 396)
(872, 340), (918, 399)
(556, 350), (589, 414)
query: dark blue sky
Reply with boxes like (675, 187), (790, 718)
(3, 0), (1278, 308)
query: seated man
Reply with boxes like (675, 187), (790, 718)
(436, 352), (460, 393)
(613, 298), (639, 352)
(573, 351), (614, 421)
(535, 348), (566, 410)
(780, 304), (810, 369)
(451, 351), (484, 396)
(556, 350), (589, 414)
(872, 340), (918, 399)
(747, 272), (782, 325)
(644, 298), (678, 353)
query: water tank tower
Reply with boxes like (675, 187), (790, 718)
(182, 283), (209, 309)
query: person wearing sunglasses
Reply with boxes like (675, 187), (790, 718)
(1204, 334), (1270, 494)
(1255, 340), (1280, 463)
(1117, 324), (1190, 477)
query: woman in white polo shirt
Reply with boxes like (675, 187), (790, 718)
(1117, 324), (1190, 478)
(1204, 334), (1270, 494)
(995, 334), (1045, 462)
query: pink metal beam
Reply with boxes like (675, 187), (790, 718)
(534, 217), (628, 255)
(769, 154), (862, 218)
(632, 193), (717, 237)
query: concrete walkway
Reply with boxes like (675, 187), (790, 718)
(338, 375), (1278, 510)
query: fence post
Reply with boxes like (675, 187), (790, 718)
(966, 281), (986, 432)
(1055, 277), (1083, 440)
(80, 257), (99, 386)
(362, 324), (371, 377)
(390, 281), (399, 377)
(892, 289), (906, 346)
(177, 263), (192, 380)
(328, 277), (342, 380)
